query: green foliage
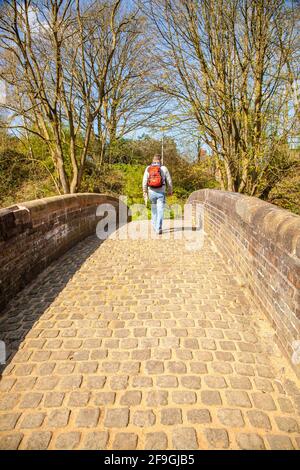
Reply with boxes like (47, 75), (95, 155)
(0, 130), (299, 223)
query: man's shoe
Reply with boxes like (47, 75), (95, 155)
(158, 229), (163, 235)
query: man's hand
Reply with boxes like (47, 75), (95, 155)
(143, 192), (148, 205)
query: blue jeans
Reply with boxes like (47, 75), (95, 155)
(148, 189), (165, 233)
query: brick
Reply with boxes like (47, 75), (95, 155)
(167, 361), (187, 374)
(217, 409), (244, 427)
(55, 432), (81, 450)
(101, 362), (120, 373)
(201, 390), (222, 405)
(207, 329), (224, 339)
(68, 391), (90, 407)
(153, 348), (171, 360)
(47, 409), (70, 427)
(0, 393), (21, 410)
(151, 328), (167, 337)
(204, 376), (227, 389)
(0, 413), (20, 431)
(132, 376), (153, 388)
(20, 412), (45, 429)
(226, 391), (252, 408)
(132, 410), (156, 427)
(247, 410), (271, 430)
(14, 377), (36, 391)
(110, 351), (130, 361)
(171, 328), (188, 337)
(82, 431), (108, 450)
(145, 432), (168, 450)
(110, 376), (129, 390)
(181, 375), (201, 389)
(35, 376), (60, 391)
(120, 391), (142, 406)
(113, 433), (138, 450)
(253, 377), (274, 392)
(172, 427), (198, 450)
(31, 351), (50, 362)
(133, 327), (147, 337)
(86, 376), (106, 389)
(161, 408), (182, 425)
(184, 338), (199, 349)
(236, 433), (265, 450)
(211, 362), (233, 374)
(193, 351), (213, 362)
(275, 416), (299, 433)
(205, 428), (229, 449)
(278, 397), (294, 413)
(190, 362), (207, 374)
(220, 340), (236, 351)
(132, 349), (151, 360)
(83, 339), (102, 348)
(20, 393), (43, 409)
(229, 376), (252, 390)
(252, 392), (276, 411)
(172, 391), (196, 404)
(235, 363), (255, 375)
(257, 365), (276, 379)
(120, 338), (138, 349)
(75, 408), (100, 427)
(157, 375), (178, 388)
(59, 376), (82, 390)
(175, 349), (193, 360)
(140, 338), (159, 348)
(215, 351), (234, 361)
(104, 408), (129, 428)
(55, 363), (76, 375)
(0, 377), (16, 392)
(44, 392), (65, 408)
(121, 362), (140, 374)
(267, 435), (294, 450)
(201, 339), (216, 350)
(78, 362), (98, 374)
(146, 361), (164, 374)
(147, 391), (168, 406)
(0, 433), (23, 450)
(187, 409), (211, 424)
(26, 431), (52, 450)
(237, 352), (255, 363)
(160, 337), (179, 348)
(94, 392), (116, 405)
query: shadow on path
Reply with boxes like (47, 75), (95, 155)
(0, 235), (103, 374)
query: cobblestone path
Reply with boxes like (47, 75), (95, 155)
(0, 221), (299, 450)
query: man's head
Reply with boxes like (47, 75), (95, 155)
(153, 154), (162, 163)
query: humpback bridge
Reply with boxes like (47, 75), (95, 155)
(0, 190), (299, 450)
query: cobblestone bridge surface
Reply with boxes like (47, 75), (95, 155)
(0, 221), (299, 450)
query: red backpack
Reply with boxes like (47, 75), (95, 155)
(147, 163), (163, 188)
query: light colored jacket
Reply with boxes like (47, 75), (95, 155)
(142, 164), (173, 194)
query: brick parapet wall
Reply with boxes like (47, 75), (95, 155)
(0, 193), (130, 312)
(188, 189), (300, 377)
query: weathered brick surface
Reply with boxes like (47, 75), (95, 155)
(0, 219), (299, 450)
(0, 194), (130, 311)
(188, 189), (300, 378)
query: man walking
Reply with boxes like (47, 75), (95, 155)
(142, 154), (173, 234)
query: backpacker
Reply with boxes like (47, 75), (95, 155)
(147, 163), (164, 188)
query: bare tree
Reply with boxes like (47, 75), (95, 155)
(0, 0), (163, 193)
(145, 0), (299, 195)
(85, 1), (166, 168)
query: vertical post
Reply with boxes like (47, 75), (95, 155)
(161, 133), (164, 165)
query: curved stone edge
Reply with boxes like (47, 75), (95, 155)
(187, 189), (300, 377)
(0, 193), (131, 312)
